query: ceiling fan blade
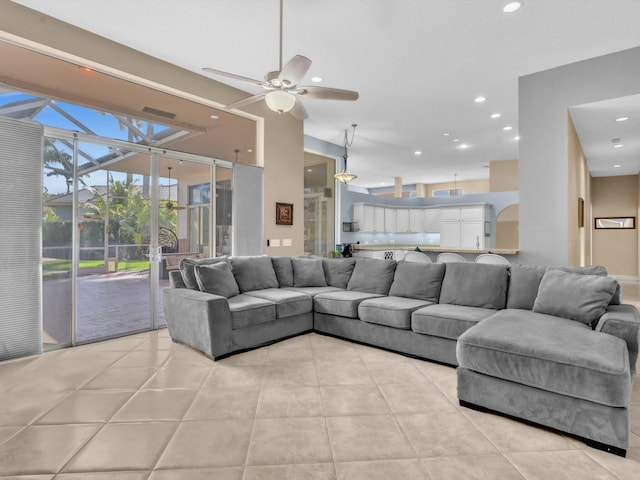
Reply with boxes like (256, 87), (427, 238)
(202, 67), (268, 88)
(279, 55), (312, 86)
(297, 85), (359, 101)
(225, 93), (267, 110)
(290, 98), (309, 121)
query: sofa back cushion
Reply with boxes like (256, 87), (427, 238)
(292, 257), (328, 287)
(440, 262), (509, 310)
(194, 262), (240, 298)
(347, 257), (397, 295)
(271, 257), (294, 287)
(389, 261), (445, 302)
(179, 256), (228, 290)
(230, 255), (279, 292)
(506, 263), (547, 310)
(532, 269), (618, 326)
(323, 258), (356, 289)
(508, 263), (621, 309)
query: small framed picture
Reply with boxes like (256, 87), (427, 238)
(276, 202), (293, 225)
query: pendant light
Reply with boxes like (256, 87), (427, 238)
(334, 124), (358, 184)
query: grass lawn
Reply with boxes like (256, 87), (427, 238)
(43, 258), (150, 272)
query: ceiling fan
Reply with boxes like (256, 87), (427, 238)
(163, 167), (185, 211)
(202, 0), (359, 120)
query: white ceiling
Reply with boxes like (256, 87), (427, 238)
(13, 0), (640, 187)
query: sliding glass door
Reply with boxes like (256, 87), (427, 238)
(42, 129), (227, 348)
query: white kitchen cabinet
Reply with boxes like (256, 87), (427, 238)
(461, 221), (484, 249)
(384, 208), (397, 233)
(440, 222), (461, 248)
(423, 209), (441, 233)
(373, 207), (385, 232)
(409, 209), (423, 232)
(353, 203), (387, 233)
(440, 207), (461, 222)
(396, 209), (410, 233)
(440, 204), (489, 249)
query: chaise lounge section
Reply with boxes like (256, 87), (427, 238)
(162, 254), (639, 455)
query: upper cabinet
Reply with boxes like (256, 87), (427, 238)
(396, 209), (410, 233)
(354, 202), (487, 235)
(408, 209), (423, 233)
(423, 209), (441, 233)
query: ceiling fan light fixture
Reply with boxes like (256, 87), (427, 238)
(265, 89), (296, 114)
(503, 1), (523, 13)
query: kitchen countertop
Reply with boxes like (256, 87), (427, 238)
(352, 245), (519, 255)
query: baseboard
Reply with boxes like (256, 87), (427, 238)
(610, 274), (639, 282)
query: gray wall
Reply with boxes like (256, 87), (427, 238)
(232, 163), (264, 256)
(519, 46), (640, 266)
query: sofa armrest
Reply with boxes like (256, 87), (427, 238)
(595, 304), (640, 376)
(168, 270), (187, 289)
(162, 287), (233, 359)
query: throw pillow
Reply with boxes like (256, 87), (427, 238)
(271, 256), (294, 287)
(230, 255), (279, 292)
(439, 263), (509, 310)
(323, 258), (356, 289)
(532, 269), (617, 326)
(347, 257), (397, 295)
(292, 257), (328, 287)
(554, 265), (622, 305)
(389, 261), (445, 302)
(194, 262), (240, 298)
(179, 256), (227, 290)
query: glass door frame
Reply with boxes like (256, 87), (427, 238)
(43, 126), (232, 349)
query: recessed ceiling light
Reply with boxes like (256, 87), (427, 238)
(503, 1), (523, 13)
(307, 168), (313, 172)
(458, 144), (470, 149)
(453, 138), (460, 142)
(380, 182), (386, 186)
(210, 114), (219, 120)
(247, 148), (253, 153)
(474, 96), (486, 103)
(613, 144), (625, 148)
(615, 116), (629, 122)
(491, 113), (501, 119)
(414, 150), (422, 155)
(311, 76), (323, 83)
(503, 126), (513, 131)
(442, 133), (451, 136)
(614, 164), (622, 168)
(514, 136), (520, 141)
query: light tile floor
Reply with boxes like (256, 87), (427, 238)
(0, 329), (638, 479)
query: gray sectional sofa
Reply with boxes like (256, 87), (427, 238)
(162, 255), (639, 456)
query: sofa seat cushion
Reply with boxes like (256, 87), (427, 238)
(227, 294), (276, 330)
(314, 290), (384, 319)
(244, 288), (312, 319)
(456, 310), (631, 407)
(412, 304), (497, 340)
(284, 286), (344, 297)
(359, 296), (433, 329)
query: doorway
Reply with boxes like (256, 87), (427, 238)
(42, 129), (227, 348)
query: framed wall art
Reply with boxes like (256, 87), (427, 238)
(275, 202), (293, 225)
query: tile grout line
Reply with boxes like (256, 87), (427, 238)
(311, 342), (340, 480)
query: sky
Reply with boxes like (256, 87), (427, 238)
(0, 91), (174, 195)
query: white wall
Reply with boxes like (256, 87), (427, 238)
(519, 46), (640, 266)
